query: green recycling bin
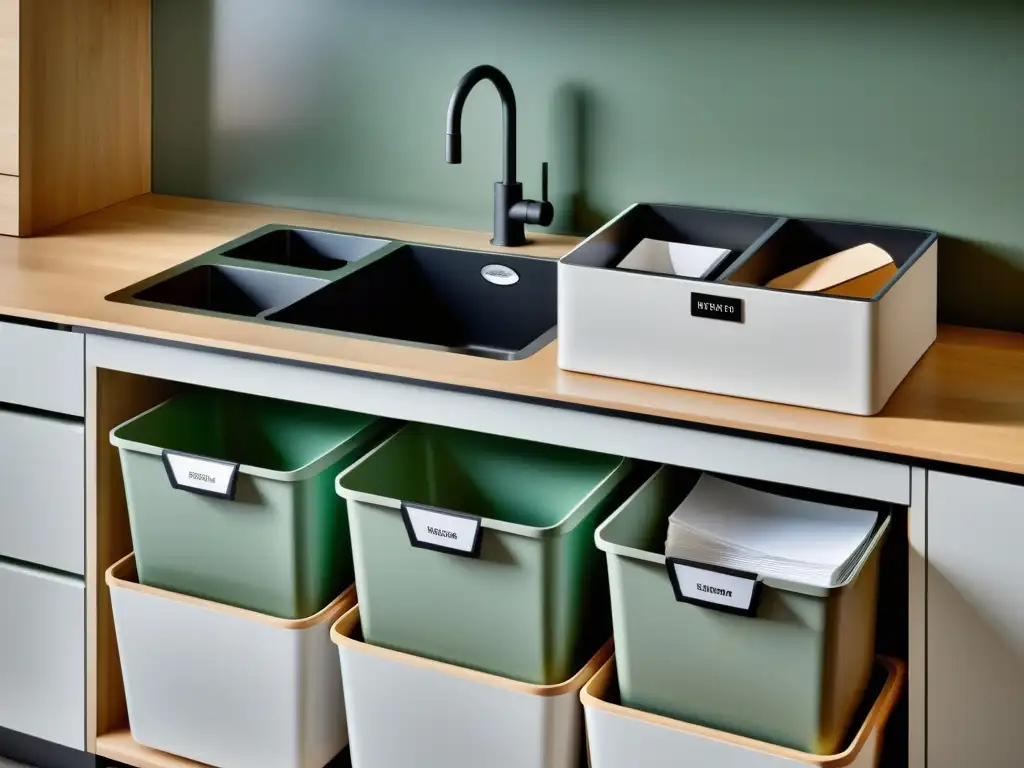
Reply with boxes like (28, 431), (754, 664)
(595, 465), (889, 754)
(335, 422), (639, 685)
(111, 390), (394, 619)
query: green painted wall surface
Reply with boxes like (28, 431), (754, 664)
(153, 0), (1024, 331)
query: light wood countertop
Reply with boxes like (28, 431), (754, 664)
(1, 193), (1022, 475)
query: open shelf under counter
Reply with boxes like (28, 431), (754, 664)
(96, 729), (354, 768)
(96, 730), (202, 768)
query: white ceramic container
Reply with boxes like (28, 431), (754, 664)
(331, 602), (611, 768)
(107, 553), (352, 768)
(557, 203), (938, 415)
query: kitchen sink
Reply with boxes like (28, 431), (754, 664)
(220, 227), (392, 271)
(267, 244), (557, 360)
(106, 225), (558, 360)
(133, 264), (328, 318)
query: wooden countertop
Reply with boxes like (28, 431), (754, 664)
(1, 193), (1022, 475)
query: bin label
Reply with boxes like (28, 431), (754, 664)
(400, 503), (483, 558)
(666, 558), (761, 616)
(162, 450), (240, 500)
(690, 292), (743, 323)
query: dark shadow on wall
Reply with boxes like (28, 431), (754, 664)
(550, 82), (610, 238)
(152, 0), (213, 198)
(938, 239), (1024, 333)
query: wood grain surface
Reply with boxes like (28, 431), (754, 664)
(1, 193), (1022, 474)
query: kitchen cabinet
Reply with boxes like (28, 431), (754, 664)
(0, 409), (85, 574)
(927, 471), (1024, 767)
(0, 320), (84, 416)
(0, 0), (149, 236)
(0, 558), (85, 750)
(0, 321), (87, 754)
(0, 196), (1020, 767)
(0, 173), (14, 235)
(0, 321), (85, 572)
(0, 0), (16, 177)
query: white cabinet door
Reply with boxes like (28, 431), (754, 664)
(0, 559), (84, 750)
(0, 409), (85, 573)
(928, 471), (1024, 768)
(0, 322), (84, 417)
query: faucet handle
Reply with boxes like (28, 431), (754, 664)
(535, 162), (554, 226)
(509, 162), (555, 228)
(530, 162), (554, 227)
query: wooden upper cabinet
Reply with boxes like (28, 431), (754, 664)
(0, 0), (151, 237)
(0, 0), (17, 178)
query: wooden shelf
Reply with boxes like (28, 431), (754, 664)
(96, 728), (352, 768)
(96, 729), (208, 768)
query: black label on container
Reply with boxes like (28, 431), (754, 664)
(162, 450), (240, 501)
(666, 557), (762, 617)
(400, 502), (483, 559)
(691, 292), (743, 323)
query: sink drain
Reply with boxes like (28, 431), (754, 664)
(481, 264), (519, 286)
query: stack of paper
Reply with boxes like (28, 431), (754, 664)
(665, 474), (878, 588)
(616, 239), (732, 279)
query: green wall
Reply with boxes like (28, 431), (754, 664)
(153, 0), (1024, 331)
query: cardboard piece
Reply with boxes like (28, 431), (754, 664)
(766, 243), (898, 299)
(616, 239), (732, 279)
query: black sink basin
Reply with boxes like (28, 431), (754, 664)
(221, 227), (392, 271)
(267, 244), (557, 360)
(133, 264), (328, 317)
(107, 225), (558, 361)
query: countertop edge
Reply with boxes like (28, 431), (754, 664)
(1, 193), (1022, 479)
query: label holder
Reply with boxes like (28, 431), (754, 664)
(690, 291), (744, 324)
(666, 557), (762, 617)
(400, 502), (484, 559)
(161, 449), (241, 501)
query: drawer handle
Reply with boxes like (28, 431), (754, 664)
(162, 450), (240, 501)
(666, 557), (762, 616)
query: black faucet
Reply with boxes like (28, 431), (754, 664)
(446, 65), (554, 247)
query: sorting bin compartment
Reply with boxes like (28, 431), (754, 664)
(331, 603), (611, 768)
(111, 389), (394, 619)
(335, 422), (637, 685)
(561, 203), (782, 278)
(594, 465), (891, 754)
(558, 204), (938, 415)
(581, 655), (905, 768)
(107, 553), (352, 768)
(720, 218), (934, 293)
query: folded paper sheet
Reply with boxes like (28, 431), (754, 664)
(616, 239), (732, 279)
(766, 243), (897, 299)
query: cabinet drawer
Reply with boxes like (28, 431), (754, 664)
(0, 409), (84, 574)
(0, 0), (16, 177)
(0, 558), (84, 750)
(0, 321), (84, 415)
